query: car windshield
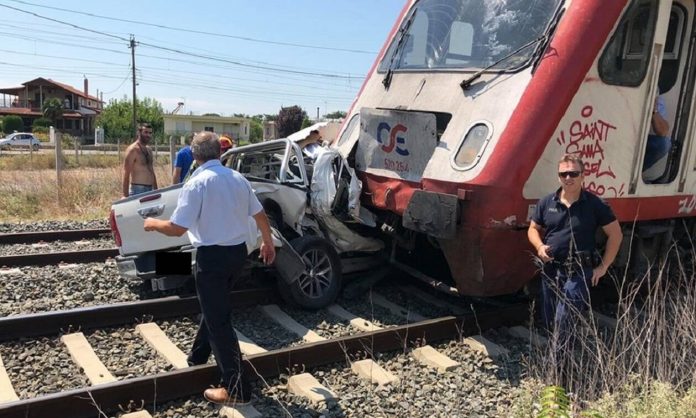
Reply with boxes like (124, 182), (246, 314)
(378, 0), (562, 72)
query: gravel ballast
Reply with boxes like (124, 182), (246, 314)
(0, 236), (115, 256)
(0, 261), (158, 316)
(0, 219), (109, 234)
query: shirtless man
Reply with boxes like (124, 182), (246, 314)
(122, 123), (158, 197)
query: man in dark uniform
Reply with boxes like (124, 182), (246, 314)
(527, 154), (622, 332)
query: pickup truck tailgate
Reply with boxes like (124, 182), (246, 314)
(112, 184), (189, 256)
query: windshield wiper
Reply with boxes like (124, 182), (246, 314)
(460, 4), (565, 91)
(460, 35), (546, 90)
(383, 8), (418, 89)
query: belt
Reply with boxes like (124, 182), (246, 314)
(551, 253), (596, 270)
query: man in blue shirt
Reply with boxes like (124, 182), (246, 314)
(144, 131), (275, 406)
(528, 154), (622, 331)
(643, 95), (671, 182)
(172, 133), (194, 184)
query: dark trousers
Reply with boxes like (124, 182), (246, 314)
(541, 263), (593, 331)
(188, 244), (248, 396)
(541, 263), (593, 386)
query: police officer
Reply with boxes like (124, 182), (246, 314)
(527, 154), (622, 331)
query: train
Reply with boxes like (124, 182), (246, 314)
(334, 0), (696, 296)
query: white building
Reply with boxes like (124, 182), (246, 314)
(163, 114), (250, 143)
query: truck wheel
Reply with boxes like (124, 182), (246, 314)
(280, 235), (342, 309)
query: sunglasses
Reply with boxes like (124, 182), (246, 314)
(558, 171), (582, 178)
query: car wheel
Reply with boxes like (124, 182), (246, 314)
(279, 235), (342, 309)
(32, 144), (39, 151)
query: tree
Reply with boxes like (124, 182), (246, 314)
(325, 110), (347, 119)
(42, 98), (64, 126)
(249, 119), (263, 143)
(301, 116), (312, 130)
(32, 117), (52, 128)
(97, 96), (164, 142)
(202, 113), (220, 117)
(276, 105), (306, 138)
(2, 115), (23, 134)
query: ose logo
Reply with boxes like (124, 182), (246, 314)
(376, 122), (409, 156)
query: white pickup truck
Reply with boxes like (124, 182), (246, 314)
(109, 139), (383, 309)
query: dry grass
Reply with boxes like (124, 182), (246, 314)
(511, 226), (696, 417)
(0, 153), (173, 221)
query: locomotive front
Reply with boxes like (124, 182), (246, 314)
(335, 0), (615, 295)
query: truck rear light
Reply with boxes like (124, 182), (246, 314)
(109, 209), (122, 247)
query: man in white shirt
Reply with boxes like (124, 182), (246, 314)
(144, 131), (275, 406)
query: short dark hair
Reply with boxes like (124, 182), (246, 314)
(138, 123), (152, 131)
(558, 153), (584, 172)
(310, 129), (320, 135)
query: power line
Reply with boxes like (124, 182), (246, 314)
(0, 3), (129, 42)
(0, 48), (360, 92)
(0, 48), (360, 94)
(0, 4), (364, 80)
(101, 69), (132, 95)
(0, 17), (360, 76)
(138, 41), (360, 80)
(7, 0), (377, 55)
(0, 61), (355, 102)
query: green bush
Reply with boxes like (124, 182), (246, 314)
(33, 126), (49, 135)
(2, 115), (23, 134)
(61, 134), (78, 148)
(32, 118), (52, 128)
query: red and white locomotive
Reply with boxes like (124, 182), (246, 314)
(335, 0), (696, 295)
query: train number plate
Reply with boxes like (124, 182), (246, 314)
(356, 108), (437, 182)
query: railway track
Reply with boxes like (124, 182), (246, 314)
(0, 282), (534, 418)
(0, 228), (116, 268)
(0, 228), (111, 245)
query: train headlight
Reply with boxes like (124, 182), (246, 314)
(452, 121), (492, 170)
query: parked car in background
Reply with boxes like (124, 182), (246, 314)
(0, 132), (41, 151)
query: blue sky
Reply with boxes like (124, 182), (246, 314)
(0, 0), (405, 116)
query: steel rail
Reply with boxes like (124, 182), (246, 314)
(0, 288), (277, 342)
(0, 248), (119, 267)
(0, 303), (528, 418)
(0, 228), (111, 245)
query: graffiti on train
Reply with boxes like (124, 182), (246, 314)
(678, 195), (696, 215)
(556, 105), (625, 197)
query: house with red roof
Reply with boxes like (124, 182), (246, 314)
(0, 77), (103, 137)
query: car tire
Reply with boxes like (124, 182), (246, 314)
(279, 235), (342, 310)
(32, 144), (39, 151)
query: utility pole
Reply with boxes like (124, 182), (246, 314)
(130, 35), (138, 138)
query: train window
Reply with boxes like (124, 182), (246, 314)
(598, 0), (658, 87)
(337, 114), (359, 147)
(377, 0), (562, 72)
(658, 5), (686, 94)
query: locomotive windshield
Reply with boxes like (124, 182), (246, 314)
(378, 0), (562, 72)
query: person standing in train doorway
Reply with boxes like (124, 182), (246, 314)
(144, 131), (276, 406)
(527, 154), (622, 361)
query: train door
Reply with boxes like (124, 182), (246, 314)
(624, 0), (696, 189)
(645, 0), (695, 187)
